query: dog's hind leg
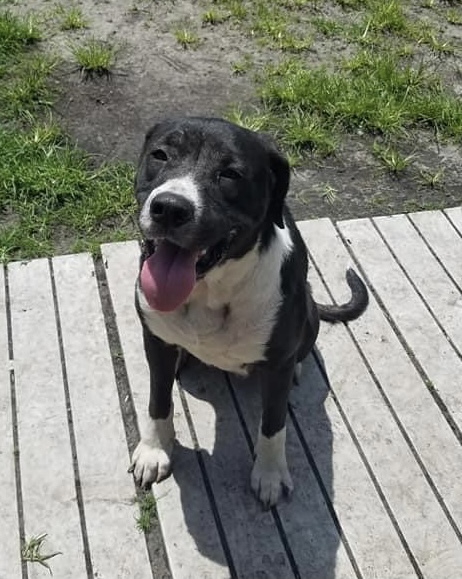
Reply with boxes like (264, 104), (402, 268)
(293, 285), (320, 384)
(129, 327), (178, 488)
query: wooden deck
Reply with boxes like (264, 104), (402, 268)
(1, 208), (462, 579)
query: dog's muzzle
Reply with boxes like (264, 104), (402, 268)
(139, 194), (237, 313)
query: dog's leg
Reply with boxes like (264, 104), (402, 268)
(251, 359), (295, 508)
(129, 327), (178, 488)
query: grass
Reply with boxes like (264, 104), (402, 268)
(202, 9), (229, 25)
(55, 4), (88, 31)
(214, 0), (462, 162)
(447, 9), (462, 25)
(135, 492), (157, 533)
(372, 142), (415, 175)
(0, 10), (40, 58)
(418, 167), (445, 188)
(231, 54), (252, 75)
(174, 28), (201, 49)
(21, 533), (62, 574)
(71, 38), (117, 78)
(318, 183), (339, 205)
(232, 50), (462, 159)
(0, 10), (136, 261)
(1, 1), (461, 259)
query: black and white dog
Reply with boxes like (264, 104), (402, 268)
(129, 117), (368, 507)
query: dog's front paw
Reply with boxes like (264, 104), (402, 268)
(251, 426), (293, 508)
(129, 440), (173, 487)
(251, 458), (293, 508)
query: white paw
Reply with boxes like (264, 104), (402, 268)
(251, 426), (293, 508)
(251, 458), (293, 508)
(130, 440), (173, 487)
(129, 411), (175, 487)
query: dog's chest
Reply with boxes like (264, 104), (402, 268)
(138, 259), (282, 374)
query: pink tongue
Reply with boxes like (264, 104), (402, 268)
(140, 240), (198, 312)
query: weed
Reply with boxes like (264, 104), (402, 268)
(363, 0), (408, 35)
(202, 9), (228, 25)
(260, 52), (462, 139)
(212, 0), (247, 21)
(225, 106), (272, 132)
(312, 17), (345, 37)
(336, 0), (369, 9)
(372, 142), (415, 174)
(279, 0), (313, 7)
(280, 109), (337, 156)
(0, 121), (135, 261)
(1, 54), (56, 118)
(72, 38), (117, 78)
(447, 9), (462, 25)
(55, 4), (88, 31)
(135, 492), (157, 533)
(318, 183), (339, 205)
(418, 167), (445, 188)
(419, 31), (455, 54)
(174, 28), (201, 49)
(21, 534), (62, 575)
(0, 11), (40, 59)
(250, 3), (312, 52)
(231, 54), (252, 75)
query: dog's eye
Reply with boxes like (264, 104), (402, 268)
(151, 149), (168, 161)
(219, 168), (241, 181)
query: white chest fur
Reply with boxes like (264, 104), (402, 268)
(138, 226), (293, 375)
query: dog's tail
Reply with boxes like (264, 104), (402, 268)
(316, 268), (368, 323)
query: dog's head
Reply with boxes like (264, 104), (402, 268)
(135, 117), (290, 312)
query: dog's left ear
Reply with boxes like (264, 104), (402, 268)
(258, 133), (290, 229)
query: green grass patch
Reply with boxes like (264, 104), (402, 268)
(251, 50), (462, 158)
(21, 533), (62, 574)
(0, 9), (137, 261)
(173, 27), (202, 49)
(372, 141), (415, 175)
(0, 10), (40, 62)
(202, 9), (229, 25)
(135, 492), (157, 533)
(447, 8), (462, 25)
(231, 54), (253, 75)
(0, 122), (135, 261)
(55, 4), (89, 31)
(71, 38), (117, 78)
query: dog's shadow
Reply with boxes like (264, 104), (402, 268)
(168, 349), (339, 579)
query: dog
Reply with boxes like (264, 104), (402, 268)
(129, 117), (368, 507)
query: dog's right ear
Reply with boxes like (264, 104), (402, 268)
(258, 133), (290, 229)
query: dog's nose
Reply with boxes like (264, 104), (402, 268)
(150, 192), (194, 228)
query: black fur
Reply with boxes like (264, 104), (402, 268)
(132, 116), (368, 504)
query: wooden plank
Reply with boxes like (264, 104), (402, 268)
(299, 218), (462, 579)
(101, 242), (229, 579)
(181, 362), (296, 579)
(445, 206), (462, 236)
(52, 253), (152, 578)
(302, 217), (462, 535)
(409, 210), (462, 286)
(0, 267), (21, 578)
(230, 354), (413, 579)
(8, 259), (87, 579)
(337, 217), (462, 432)
(374, 214), (462, 355)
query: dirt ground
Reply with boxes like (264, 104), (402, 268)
(20, 0), (462, 222)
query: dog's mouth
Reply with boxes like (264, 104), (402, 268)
(140, 232), (236, 313)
